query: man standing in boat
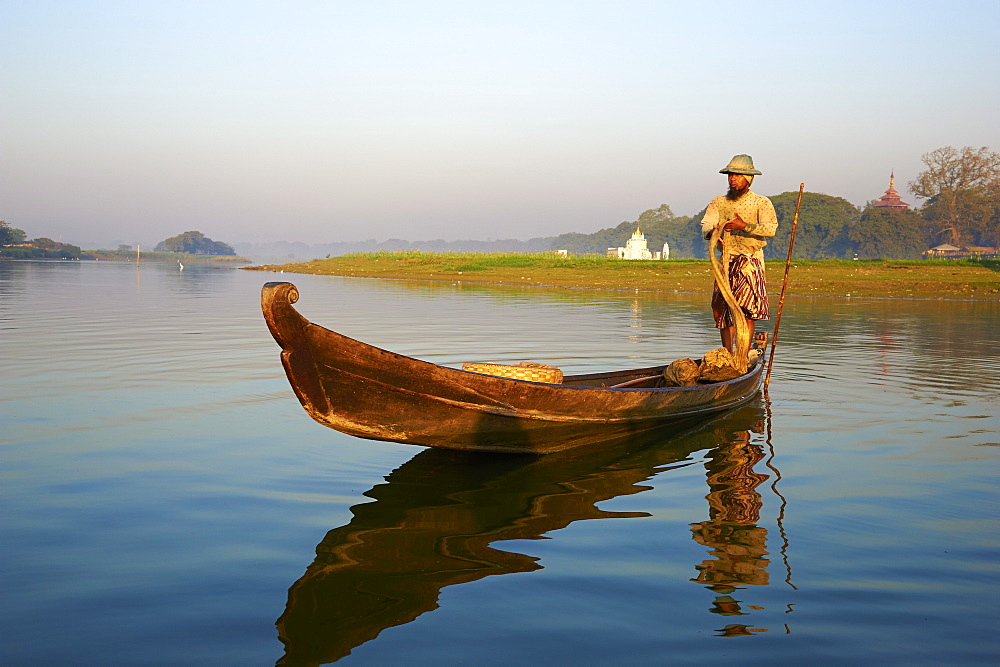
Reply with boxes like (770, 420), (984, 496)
(699, 154), (778, 352)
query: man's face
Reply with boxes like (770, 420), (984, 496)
(728, 173), (749, 190)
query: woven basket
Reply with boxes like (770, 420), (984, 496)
(461, 361), (563, 384)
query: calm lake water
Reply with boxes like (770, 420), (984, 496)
(2, 259), (999, 665)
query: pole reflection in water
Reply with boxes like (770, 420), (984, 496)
(688, 412), (774, 636)
(276, 401), (775, 664)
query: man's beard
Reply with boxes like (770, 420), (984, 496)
(726, 185), (749, 201)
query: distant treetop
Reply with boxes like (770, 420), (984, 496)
(154, 231), (236, 255)
(0, 220), (26, 246)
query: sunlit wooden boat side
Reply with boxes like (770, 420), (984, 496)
(261, 281), (765, 454)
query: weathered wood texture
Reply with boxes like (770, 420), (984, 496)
(262, 281), (765, 453)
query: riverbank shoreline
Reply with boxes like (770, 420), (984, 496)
(243, 253), (999, 301)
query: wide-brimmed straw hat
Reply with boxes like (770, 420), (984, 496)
(719, 154), (762, 175)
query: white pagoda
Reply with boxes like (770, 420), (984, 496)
(609, 226), (662, 260)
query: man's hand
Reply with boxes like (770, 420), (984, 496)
(723, 213), (747, 232)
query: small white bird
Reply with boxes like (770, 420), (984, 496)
(178, 260), (184, 271)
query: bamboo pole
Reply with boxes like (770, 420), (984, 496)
(764, 183), (804, 393)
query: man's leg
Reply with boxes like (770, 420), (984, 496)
(720, 325), (733, 351)
(719, 318), (755, 352)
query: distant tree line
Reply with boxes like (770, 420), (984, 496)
(565, 145), (998, 261)
(4, 145), (998, 262)
(0, 221), (87, 259)
(1, 224), (238, 259)
(237, 145), (998, 262)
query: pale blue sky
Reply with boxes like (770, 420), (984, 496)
(2, 0), (998, 248)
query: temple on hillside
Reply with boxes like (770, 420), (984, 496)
(872, 172), (910, 210)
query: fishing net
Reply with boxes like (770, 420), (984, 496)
(461, 361), (564, 384)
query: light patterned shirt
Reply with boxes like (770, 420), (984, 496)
(699, 190), (778, 261)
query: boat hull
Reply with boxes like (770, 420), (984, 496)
(262, 281), (764, 454)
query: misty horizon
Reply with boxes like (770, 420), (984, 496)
(29, 183), (887, 253)
(3, 3), (997, 252)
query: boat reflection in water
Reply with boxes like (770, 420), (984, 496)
(276, 400), (777, 664)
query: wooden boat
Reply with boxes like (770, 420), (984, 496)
(262, 281), (766, 454)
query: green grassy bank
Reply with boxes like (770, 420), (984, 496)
(244, 252), (1000, 300)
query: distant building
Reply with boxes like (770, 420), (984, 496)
(924, 243), (962, 257)
(872, 172), (910, 210)
(607, 226), (662, 260)
(923, 244), (999, 259)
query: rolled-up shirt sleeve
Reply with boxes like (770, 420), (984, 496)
(700, 201), (720, 236)
(743, 197), (777, 237)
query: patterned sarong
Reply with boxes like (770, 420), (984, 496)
(712, 254), (769, 328)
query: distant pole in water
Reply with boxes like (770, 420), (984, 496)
(136, 244), (140, 263)
(765, 183), (804, 394)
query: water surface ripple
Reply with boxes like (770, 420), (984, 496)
(1, 260), (998, 664)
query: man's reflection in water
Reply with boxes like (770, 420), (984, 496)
(689, 418), (771, 635)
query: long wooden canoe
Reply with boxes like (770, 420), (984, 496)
(262, 281), (765, 454)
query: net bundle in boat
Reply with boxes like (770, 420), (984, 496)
(461, 361), (564, 384)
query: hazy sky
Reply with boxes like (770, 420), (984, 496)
(3, 1), (998, 248)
